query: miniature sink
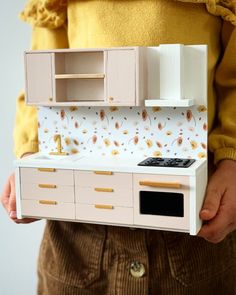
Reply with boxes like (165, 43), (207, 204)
(32, 154), (80, 162)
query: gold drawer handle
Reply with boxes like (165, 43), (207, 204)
(95, 204), (113, 210)
(94, 171), (113, 175)
(94, 188), (114, 193)
(139, 181), (181, 189)
(38, 184), (57, 189)
(38, 168), (56, 172)
(39, 200), (57, 205)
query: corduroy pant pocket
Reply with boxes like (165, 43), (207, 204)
(38, 221), (106, 289)
(163, 231), (236, 288)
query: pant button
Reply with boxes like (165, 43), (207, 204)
(130, 261), (146, 278)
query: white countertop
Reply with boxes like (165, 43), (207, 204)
(15, 152), (207, 176)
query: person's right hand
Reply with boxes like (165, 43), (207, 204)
(1, 173), (38, 224)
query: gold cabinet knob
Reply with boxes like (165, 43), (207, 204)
(108, 96), (114, 102)
(49, 97), (53, 102)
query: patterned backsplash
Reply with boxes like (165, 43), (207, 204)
(38, 105), (208, 159)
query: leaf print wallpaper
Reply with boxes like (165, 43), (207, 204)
(38, 106), (207, 159)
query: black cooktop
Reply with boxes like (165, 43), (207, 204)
(138, 157), (196, 168)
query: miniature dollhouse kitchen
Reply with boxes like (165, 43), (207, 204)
(15, 44), (208, 235)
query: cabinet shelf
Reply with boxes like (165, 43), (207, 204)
(55, 74), (105, 79)
(145, 99), (195, 107)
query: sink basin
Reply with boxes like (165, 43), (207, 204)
(32, 153), (82, 162)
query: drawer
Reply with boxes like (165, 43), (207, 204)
(75, 187), (133, 207)
(21, 200), (75, 220)
(74, 171), (132, 190)
(76, 204), (133, 225)
(20, 168), (74, 185)
(21, 182), (74, 203)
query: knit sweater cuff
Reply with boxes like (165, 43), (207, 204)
(14, 140), (39, 159)
(214, 147), (236, 165)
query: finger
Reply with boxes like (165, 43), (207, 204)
(1, 180), (12, 213)
(13, 218), (39, 224)
(8, 174), (16, 215)
(200, 187), (222, 221)
(198, 206), (232, 243)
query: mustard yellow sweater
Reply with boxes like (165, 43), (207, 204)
(14, 0), (236, 165)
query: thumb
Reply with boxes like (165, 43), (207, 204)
(200, 187), (222, 221)
(8, 174), (17, 218)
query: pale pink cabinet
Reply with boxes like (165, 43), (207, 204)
(25, 53), (53, 105)
(20, 168), (75, 220)
(24, 48), (146, 106)
(106, 50), (136, 105)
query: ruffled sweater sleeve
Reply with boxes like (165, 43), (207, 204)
(20, 0), (67, 29)
(208, 22), (236, 164)
(14, 1), (68, 158)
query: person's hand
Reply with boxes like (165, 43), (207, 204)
(1, 173), (37, 224)
(198, 159), (236, 243)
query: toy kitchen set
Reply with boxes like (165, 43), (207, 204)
(15, 44), (208, 235)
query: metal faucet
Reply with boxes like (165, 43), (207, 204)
(50, 134), (68, 156)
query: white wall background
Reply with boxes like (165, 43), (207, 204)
(0, 2), (45, 294)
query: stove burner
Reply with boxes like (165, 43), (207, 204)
(138, 157), (196, 168)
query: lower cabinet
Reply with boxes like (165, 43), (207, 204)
(19, 167), (195, 232)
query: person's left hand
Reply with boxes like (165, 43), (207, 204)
(198, 159), (236, 243)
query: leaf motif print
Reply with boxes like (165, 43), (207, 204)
(71, 148), (79, 154)
(203, 123), (208, 131)
(65, 137), (71, 146)
(153, 151), (162, 157)
(114, 141), (120, 147)
(73, 139), (79, 146)
(146, 139), (153, 148)
(197, 105), (207, 112)
(109, 107), (119, 112)
(152, 107), (162, 112)
(92, 135), (97, 144)
(186, 110), (196, 126)
(156, 141), (162, 148)
(104, 139), (111, 147)
(111, 150), (119, 155)
(190, 140), (198, 150)
(198, 152), (206, 159)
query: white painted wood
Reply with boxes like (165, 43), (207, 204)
(15, 168), (22, 219)
(25, 53), (53, 104)
(15, 154), (206, 177)
(145, 99), (194, 107)
(184, 45), (208, 105)
(75, 187), (133, 207)
(133, 173), (190, 231)
(160, 44), (184, 100)
(146, 47), (160, 100)
(106, 50), (136, 104)
(189, 160), (208, 235)
(76, 204), (133, 225)
(20, 168), (74, 185)
(74, 171), (133, 189)
(21, 183), (75, 203)
(55, 74), (105, 79)
(21, 200), (75, 220)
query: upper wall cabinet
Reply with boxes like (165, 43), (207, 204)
(24, 45), (207, 107)
(25, 47), (146, 106)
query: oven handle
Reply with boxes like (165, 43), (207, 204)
(139, 181), (181, 189)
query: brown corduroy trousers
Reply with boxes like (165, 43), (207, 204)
(37, 221), (236, 295)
